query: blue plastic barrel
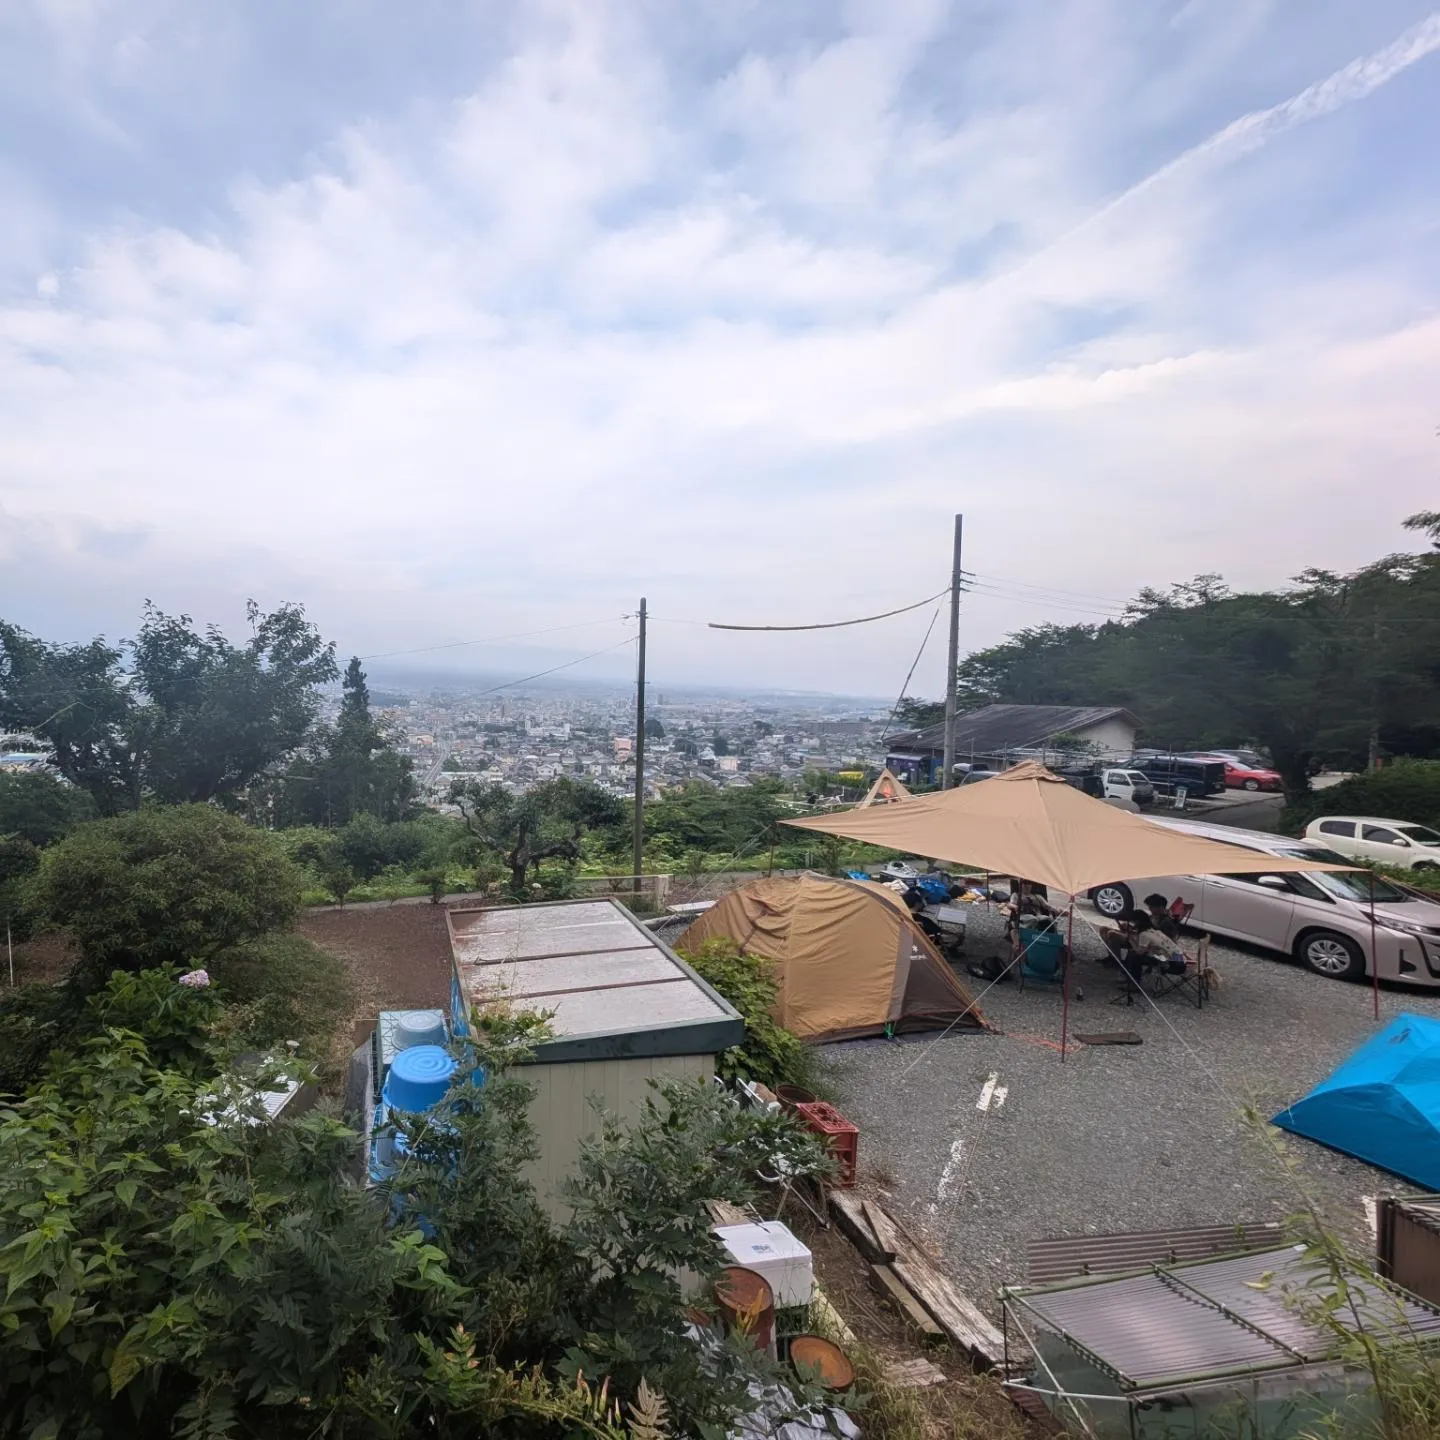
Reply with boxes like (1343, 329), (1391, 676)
(382, 1045), (457, 1113)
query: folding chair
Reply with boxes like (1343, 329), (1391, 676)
(1149, 934), (1213, 1009)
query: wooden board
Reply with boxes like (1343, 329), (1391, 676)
(882, 1357), (949, 1390)
(707, 1199), (751, 1227)
(862, 1199), (902, 1262)
(870, 1265), (943, 1338)
(829, 1191), (889, 1264)
(893, 1258), (1005, 1370)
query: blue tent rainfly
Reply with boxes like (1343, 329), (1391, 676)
(1274, 1013), (1440, 1190)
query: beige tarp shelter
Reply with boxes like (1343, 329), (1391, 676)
(857, 767), (911, 807)
(676, 872), (987, 1043)
(783, 760), (1349, 898)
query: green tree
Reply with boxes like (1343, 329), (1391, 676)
(0, 602), (337, 814)
(643, 716), (665, 740)
(268, 656), (416, 827)
(0, 771), (95, 846)
(33, 806), (303, 975)
(449, 778), (625, 895)
(891, 696), (945, 731)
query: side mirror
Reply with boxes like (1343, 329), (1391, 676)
(1258, 875), (1288, 890)
(1393, 837), (1411, 848)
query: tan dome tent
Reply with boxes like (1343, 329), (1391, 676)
(676, 873), (988, 1043)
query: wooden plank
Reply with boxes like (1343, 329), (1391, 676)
(893, 1258), (1005, 1370)
(829, 1190), (888, 1264)
(882, 1357), (948, 1390)
(862, 1199), (903, 1262)
(707, 1199), (751, 1228)
(870, 1264), (943, 1337)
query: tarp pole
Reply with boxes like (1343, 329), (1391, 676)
(1061, 899), (1074, 1062)
(1370, 869), (1380, 1022)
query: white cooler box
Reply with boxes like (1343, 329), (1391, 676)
(714, 1221), (814, 1309)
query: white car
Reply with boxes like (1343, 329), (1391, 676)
(1304, 817), (1440, 872)
(878, 860), (921, 881)
(1086, 817), (1440, 984)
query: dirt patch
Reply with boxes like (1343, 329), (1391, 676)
(5, 931), (78, 986)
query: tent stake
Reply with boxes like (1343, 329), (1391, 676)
(1060, 901), (1074, 1062)
(1369, 869), (1380, 1022)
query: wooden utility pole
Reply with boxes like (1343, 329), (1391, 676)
(632, 598), (648, 895)
(941, 515), (964, 789)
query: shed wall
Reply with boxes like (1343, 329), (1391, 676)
(524, 1052), (715, 1220)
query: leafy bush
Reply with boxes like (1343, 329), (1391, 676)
(0, 1017), (830, 1438)
(1284, 759), (1440, 834)
(208, 932), (354, 1056)
(680, 939), (820, 1093)
(32, 805), (304, 975)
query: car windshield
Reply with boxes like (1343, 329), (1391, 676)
(1398, 825), (1440, 846)
(1270, 846), (1410, 903)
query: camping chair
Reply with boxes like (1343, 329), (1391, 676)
(1148, 935), (1214, 1010)
(1017, 925), (1068, 990)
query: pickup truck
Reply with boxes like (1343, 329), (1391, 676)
(1057, 767), (1155, 805)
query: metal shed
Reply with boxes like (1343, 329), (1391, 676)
(1003, 1244), (1440, 1439)
(446, 899), (744, 1218)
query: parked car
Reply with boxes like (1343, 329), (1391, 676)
(1305, 817), (1440, 872)
(1100, 769), (1155, 805)
(879, 860), (921, 881)
(957, 769), (999, 786)
(1124, 754), (1227, 798)
(1191, 755), (1284, 792)
(1085, 817), (1440, 984)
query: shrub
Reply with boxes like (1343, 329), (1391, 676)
(1284, 759), (1440, 835)
(680, 939), (819, 1093)
(32, 805), (304, 975)
(208, 932), (353, 1056)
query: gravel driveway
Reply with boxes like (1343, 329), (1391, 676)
(819, 902), (1440, 1316)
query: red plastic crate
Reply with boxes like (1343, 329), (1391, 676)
(793, 1100), (859, 1187)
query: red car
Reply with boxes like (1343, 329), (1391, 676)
(1198, 757), (1283, 792)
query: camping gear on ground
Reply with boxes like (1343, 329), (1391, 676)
(782, 760), (1348, 898)
(714, 1221), (814, 1308)
(674, 873), (987, 1043)
(789, 1335), (855, 1392)
(1003, 1243), (1440, 1439)
(793, 1100), (860, 1187)
(1377, 1193), (1440, 1306)
(715, 1266), (776, 1355)
(1273, 1013), (1440, 1188)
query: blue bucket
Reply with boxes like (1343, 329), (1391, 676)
(382, 1045), (457, 1113)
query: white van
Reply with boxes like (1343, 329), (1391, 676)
(1101, 769), (1155, 805)
(1304, 817), (1440, 872)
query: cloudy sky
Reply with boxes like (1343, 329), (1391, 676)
(1, 1), (1437, 697)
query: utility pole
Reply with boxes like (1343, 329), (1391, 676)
(632, 598), (648, 895)
(941, 514), (964, 789)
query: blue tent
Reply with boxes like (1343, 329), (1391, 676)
(1273, 1013), (1440, 1190)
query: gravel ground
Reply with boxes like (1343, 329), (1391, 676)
(818, 902), (1440, 1317)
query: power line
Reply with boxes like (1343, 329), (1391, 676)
(359, 616), (628, 662)
(881, 606), (943, 741)
(462, 635), (637, 699)
(708, 587), (950, 633)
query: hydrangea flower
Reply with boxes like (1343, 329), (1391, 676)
(178, 968), (211, 989)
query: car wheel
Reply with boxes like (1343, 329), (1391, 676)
(1243, 779), (1260, 791)
(1091, 883), (1133, 919)
(1296, 930), (1365, 981)
(1414, 861), (1439, 873)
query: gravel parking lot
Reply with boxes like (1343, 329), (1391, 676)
(820, 902), (1440, 1316)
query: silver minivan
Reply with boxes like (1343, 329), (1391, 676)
(1086, 818), (1440, 985)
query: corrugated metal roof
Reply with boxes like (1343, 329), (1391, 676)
(1028, 1223), (1286, 1284)
(889, 704), (1135, 756)
(446, 898), (745, 1063)
(1009, 1245), (1440, 1392)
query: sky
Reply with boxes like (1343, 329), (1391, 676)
(0, 1), (1437, 699)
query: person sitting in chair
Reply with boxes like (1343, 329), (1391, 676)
(1118, 912), (1171, 986)
(1143, 893), (1183, 940)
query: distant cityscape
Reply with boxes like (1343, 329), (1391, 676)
(345, 683), (896, 804)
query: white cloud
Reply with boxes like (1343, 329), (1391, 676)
(0, 2), (1437, 692)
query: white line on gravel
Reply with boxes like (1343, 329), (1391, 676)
(977, 1073), (999, 1110)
